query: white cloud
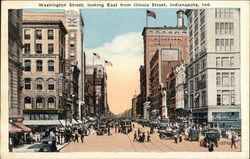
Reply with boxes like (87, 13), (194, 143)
(84, 32), (144, 114)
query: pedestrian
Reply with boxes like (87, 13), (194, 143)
(147, 132), (151, 142)
(138, 128), (141, 136)
(115, 124), (117, 133)
(208, 142), (214, 152)
(231, 132), (237, 149)
(133, 124), (135, 128)
(81, 133), (84, 143)
(142, 132), (145, 142)
(133, 131), (137, 142)
(174, 133), (178, 144)
(75, 133), (79, 143)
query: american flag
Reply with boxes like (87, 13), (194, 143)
(93, 53), (100, 59)
(147, 10), (156, 19)
(105, 60), (112, 66)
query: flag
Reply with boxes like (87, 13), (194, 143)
(105, 60), (112, 66)
(147, 10), (156, 19)
(93, 53), (100, 59)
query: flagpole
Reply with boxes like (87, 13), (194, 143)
(93, 54), (94, 74)
(146, 10), (148, 27)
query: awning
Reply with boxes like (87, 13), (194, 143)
(9, 124), (22, 133)
(23, 120), (62, 126)
(15, 122), (31, 132)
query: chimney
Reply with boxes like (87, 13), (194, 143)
(176, 9), (185, 27)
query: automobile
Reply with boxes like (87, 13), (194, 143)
(158, 129), (178, 140)
(200, 129), (220, 147)
(157, 123), (169, 130)
(96, 124), (107, 135)
(149, 121), (159, 128)
(188, 129), (199, 141)
(28, 137), (57, 152)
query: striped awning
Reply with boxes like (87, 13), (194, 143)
(9, 124), (22, 133)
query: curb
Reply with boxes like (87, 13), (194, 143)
(58, 142), (70, 151)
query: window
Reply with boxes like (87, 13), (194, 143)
(200, 26), (205, 41)
(189, 67), (193, 77)
(229, 23), (234, 34)
(225, 39), (229, 51)
(222, 90), (230, 105)
(220, 23), (224, 34)
(36, 30), (42, 39)
(231, 72), (235, 86)
(222, 73), (229, 86)
(201, 91), (206, 107)
(225, 23), (229, 34)
(217, 90), (221, 105)
(36, 78), (43, 90)
(24, 44), (30, 54)
(48, 30), (54, 40)
(24, 60), (31, 71)
(48, 79), (55, 90)
(200, 12), (205, 25)
(215, 23), (220, 34)
(190, 94), (194, 108)
(216, 73), (221, 86)
(24, 29), (30, 39)
(48, 44), (54, 54)
(230, 57), (234, 67)
(36, 97), (43, 109)
(48, 60), (54, 71)
(36, 60), (43, 71)
(221, 57), (229, 67)
(216, 57), (220, 67)
(231, 90), (235, 105)
(189, 38), (193, 51)
(230, 39), (234, 50)
(190, 81), (193, 92)
(48, 97), (55, 108)
(195, 33), (198, 46)
(24, 78), (31, 90)
(220, 39), (224, 51)
(225, 9), (229, 18)
(215, 39), (220, 51)
(215, 9), (221, 18)
(36, 44), (42, 54)
(194, 19), (198, 32)
(70, 41), (75, 47)
(24, 97), (32, 109)
(195, 77), (199, 91)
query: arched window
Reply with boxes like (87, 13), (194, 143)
(36, 96), (44, 109)
(24, 78), (31, 90)
(48, 97), (56, 108)
(36, 78), (43, 90)
(24, 96), (32, 109)
(48, 60), (54, 71)
(36, 60), (43, 71)
(48, 78), (55, 90)
(24, 60), (31, 71)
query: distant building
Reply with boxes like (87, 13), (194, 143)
(22, 18), (67, 126)
(139, 65), (146, 118)
(131, 95), (138, 119)
(8, 9), (23, 122)
(85, 65), (95, 116)
(185, 9), (240, 128)
(166, 69), (176, 121)
(145, 10), (189, 119)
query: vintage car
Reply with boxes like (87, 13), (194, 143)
(158, 128), (178, 140)
(187, 129), (199, 141)
(96, 124), (107, 135)
(200, 130), (220, 147)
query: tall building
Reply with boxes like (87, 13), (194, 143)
(139, 65), (146, 118)
(85, 65), (95, 116)
(22, 18), (67, 126)
(65, 10), (86, 120)
(131, 95), (138, 119)
(22, 10), (86, 121)
(185, 9), (240, 129)
(143, 10), (189, 119)
(8, 9), (23, 122)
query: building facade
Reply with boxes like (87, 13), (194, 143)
(8, 9), (23, 121)
(185, 9), (240, 129)
(85, 65), (95, 116)
(145, 10), (189, 119)
(131, 95), (138, 119)
(22, 19), (67, 126)
(166, 69), (176, 121)
(139, 65), (146, 118)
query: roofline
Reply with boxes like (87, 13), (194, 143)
(142, 26), (187, 35)
(23, 20), (67, 34)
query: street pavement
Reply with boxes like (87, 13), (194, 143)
(60, 123), (241, 152)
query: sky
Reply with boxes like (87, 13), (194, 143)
(24, 8), (187, 115)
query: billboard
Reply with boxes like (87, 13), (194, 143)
(161, 48), (179, 61)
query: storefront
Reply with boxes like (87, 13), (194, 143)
(192, 112), (208, 124)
